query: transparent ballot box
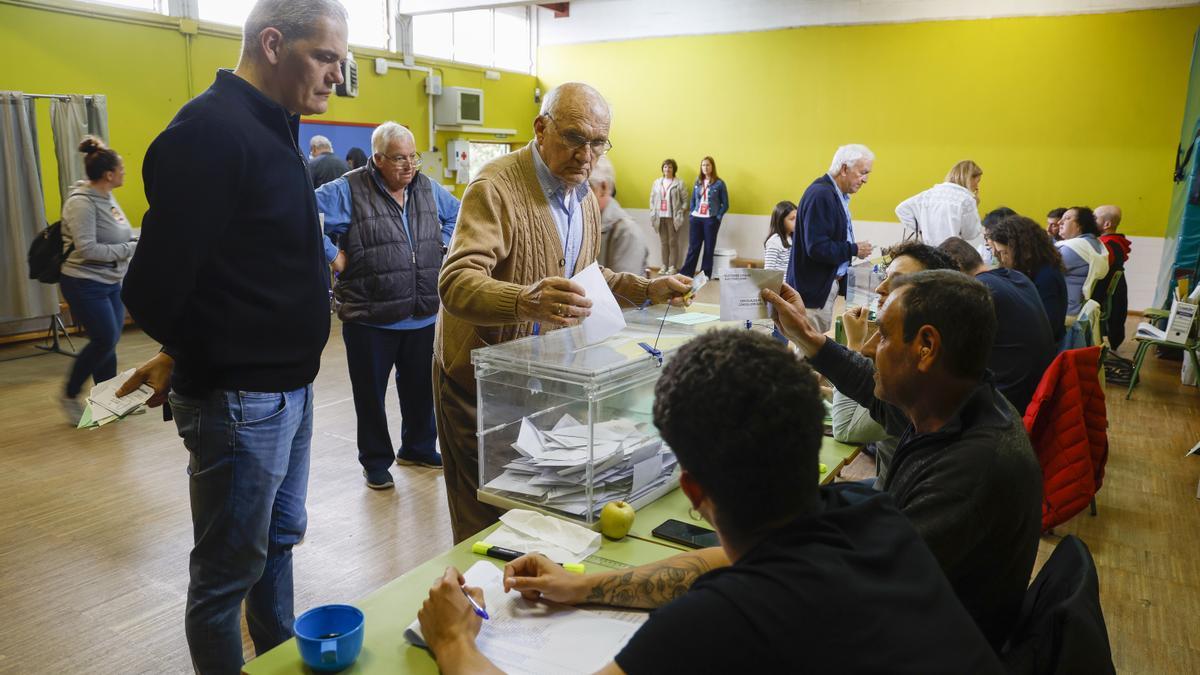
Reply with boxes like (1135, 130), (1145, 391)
(471, 308), (697, 526)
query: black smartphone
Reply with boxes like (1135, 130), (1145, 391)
(651, 519), (719, 549)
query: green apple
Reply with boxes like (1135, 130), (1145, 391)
(599, 500), (636, 540)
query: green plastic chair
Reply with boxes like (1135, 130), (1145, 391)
(1125, 314), (1200, 399)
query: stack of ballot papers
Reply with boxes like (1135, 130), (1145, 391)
(406, 561), (646, 674)
(483, 413), (677, 518)
(77, 368), (154, 429)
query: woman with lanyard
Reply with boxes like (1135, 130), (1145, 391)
(649, 158), (689, 274)
(679, 155), (729, 278)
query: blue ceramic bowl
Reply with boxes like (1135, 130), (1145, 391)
(294, 604), (364, 672)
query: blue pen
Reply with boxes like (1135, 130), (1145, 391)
(463, 586), (489, 620)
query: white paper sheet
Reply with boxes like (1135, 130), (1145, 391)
(663, 311), (720, 325)
(571, 262), (626, 346)
(718, 268), (784, 321)
(479, 508), (602, 563)
(405, 562), (644, 674)
(88, 367), (154, 418)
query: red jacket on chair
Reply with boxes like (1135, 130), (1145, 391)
(1023, 347), (1108, 530)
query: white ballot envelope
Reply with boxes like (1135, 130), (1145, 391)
(719, 268), (784, 321)
(570, 262), (626, 346)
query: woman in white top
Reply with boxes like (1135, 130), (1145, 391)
(649, 158), (689, 273)
(894, 160), (984, 247)
(762, 200), (796, 272)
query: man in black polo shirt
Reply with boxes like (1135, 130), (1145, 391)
(938, 236), (1055, 413)
(118, 1), (348, 671)
(414, 330), (1001, 674)
(764, 271), (1042, 650)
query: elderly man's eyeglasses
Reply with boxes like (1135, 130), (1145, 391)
(544, 115), (612, 156)
(382, 152), (422, 168)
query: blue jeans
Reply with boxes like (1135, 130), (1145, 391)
(169, 385), (313, 674)
(342, 321), (438, 472)
(59, 275), (124, 398)
(680, 215), (720, 278)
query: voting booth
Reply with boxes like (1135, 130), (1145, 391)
(472, 307), (699, 526)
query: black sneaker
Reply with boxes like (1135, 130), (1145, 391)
(396, 451), (444, 469)
(363, 468), (395, 490)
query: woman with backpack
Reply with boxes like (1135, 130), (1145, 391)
(58, 135), (136, 423)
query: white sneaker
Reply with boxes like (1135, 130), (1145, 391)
(60, 395), (85, 426)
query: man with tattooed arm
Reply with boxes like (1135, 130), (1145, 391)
(416, 330), (1001, 673)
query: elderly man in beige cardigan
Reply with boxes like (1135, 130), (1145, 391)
(435, 82), (692, 541)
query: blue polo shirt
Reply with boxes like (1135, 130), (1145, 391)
(532, 142), (588, 274)
(827, 172), (856, 279)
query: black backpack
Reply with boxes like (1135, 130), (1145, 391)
(27, 220), (73, 284)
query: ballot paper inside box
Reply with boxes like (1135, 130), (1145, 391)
(471, 308), (700, 527)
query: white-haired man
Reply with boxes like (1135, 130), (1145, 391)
(589, 155), (649, 274)
(435, 82), (692, 542)
(309, 133), (349, 188)
(787, 144), (876, 332)
(118, 0), (348, 670)
(317, 122), (460, 488)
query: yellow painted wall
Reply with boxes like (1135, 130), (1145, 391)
(0, 2), (540, 226)
(539, 7), (1200, 237)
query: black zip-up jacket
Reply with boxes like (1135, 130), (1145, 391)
(123, 70), (330, 396)
(810, 339), (1043, 651)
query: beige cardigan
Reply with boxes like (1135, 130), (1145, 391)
(435, 142), (651, 388)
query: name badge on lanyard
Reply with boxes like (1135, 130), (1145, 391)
(659, 181), (669, 212)
(698, 181), (710, 216)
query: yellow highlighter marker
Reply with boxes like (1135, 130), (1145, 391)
(472, 541), (585, 574)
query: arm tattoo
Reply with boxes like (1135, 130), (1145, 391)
(584, 554), (713, 609)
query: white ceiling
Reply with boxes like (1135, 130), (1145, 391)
(534, 0), (1200, 46)
(397, 0), (544, 14)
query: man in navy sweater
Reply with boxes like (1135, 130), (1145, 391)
(788, 144), (875, 332)
(118, 1), (348, 671)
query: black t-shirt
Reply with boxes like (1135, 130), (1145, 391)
(977, 268), (1056, 413)
(614, 484), (1003, 675)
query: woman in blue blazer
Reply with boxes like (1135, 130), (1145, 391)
(679, 156), (729, 278)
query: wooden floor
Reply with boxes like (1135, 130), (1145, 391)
(0, 317), (1197, 673)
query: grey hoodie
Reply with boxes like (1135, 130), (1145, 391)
(61, 180), (135, 284)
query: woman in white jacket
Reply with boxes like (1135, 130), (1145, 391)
(894, 160), (984, 247)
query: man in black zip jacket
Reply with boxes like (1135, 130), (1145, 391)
(118, 1), (348, 672)
(764, 270), (1042, 652)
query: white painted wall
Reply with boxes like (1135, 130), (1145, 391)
(624, 206), (1163, 311)
(538, 0), (1198, 45)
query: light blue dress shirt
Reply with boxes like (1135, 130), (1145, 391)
(828, 172), (856, 279)
(317, 170), (460, 330)
(531, 143), (588, 275)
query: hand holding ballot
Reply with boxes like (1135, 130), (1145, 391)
(516, 276), (593, 327)
(647, 273), (693, 306)
(763, 283), (828, 357)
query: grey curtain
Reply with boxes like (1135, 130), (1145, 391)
(50, 94), (108, 203)
(0, 92), (59, 322)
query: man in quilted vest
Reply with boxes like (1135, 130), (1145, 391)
(317, 122), (461, 489)
(435, 82), (692, 542)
